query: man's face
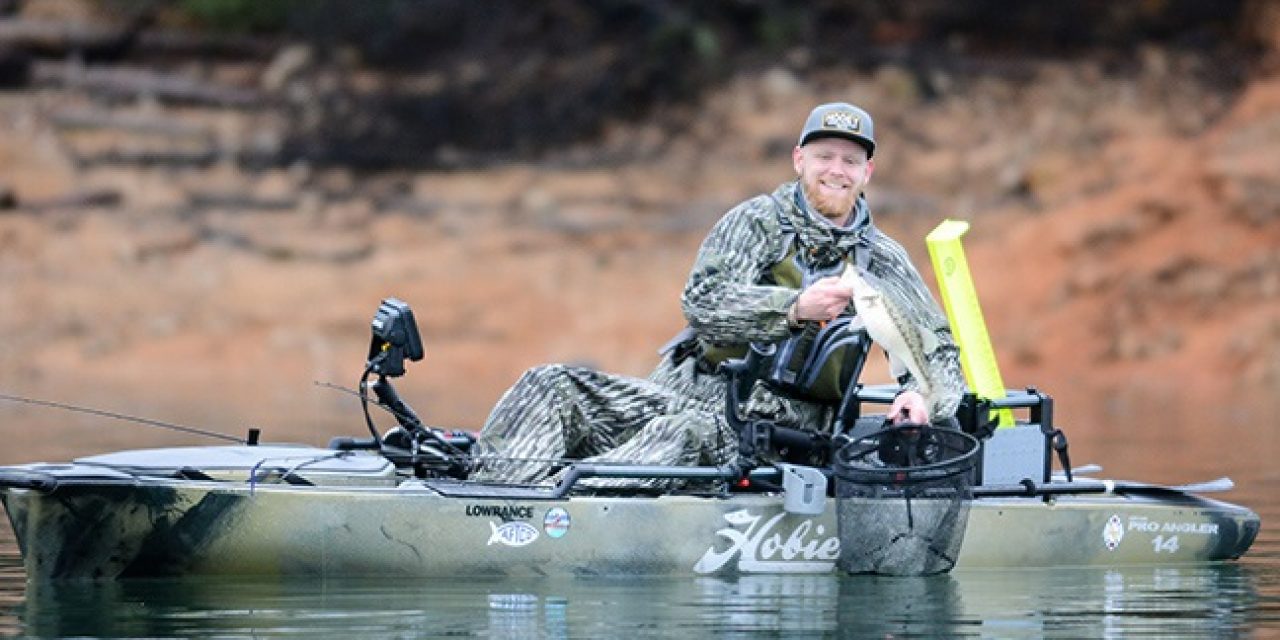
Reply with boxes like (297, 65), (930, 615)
(792, 137), (874, 222)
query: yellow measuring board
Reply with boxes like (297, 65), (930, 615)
(925, 219), (1014, 427)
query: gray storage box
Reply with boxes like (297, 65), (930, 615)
(978, 425), (1049, 485)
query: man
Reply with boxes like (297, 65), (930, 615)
(470, 102), (964, 487)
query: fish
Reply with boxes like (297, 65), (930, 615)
(840, 264), (941, 413)
(487, 520), (540, 547)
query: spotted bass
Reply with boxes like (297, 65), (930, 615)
(840, 264), (941, 411)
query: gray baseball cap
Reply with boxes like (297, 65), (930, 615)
(797, 102), (875, 158)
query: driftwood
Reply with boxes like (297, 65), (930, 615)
(10, 188), (122, 212)
(66, 148), (220, 169)
(0, 18), (277, 59)
(134, 29), (280, 60)
(53, 108), (242, 169)
(51, 109), (287, 169)
(0, 18), (127, 53)
(32, 60), (263, 107)
(186, 192), (297, 212)
(51, 108), (213, 139)
(65, 146), (287, 169)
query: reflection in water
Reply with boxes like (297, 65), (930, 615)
(0, 556), (1267, 638)
(957, 565), (1259, 639)
(693, 575), (841, 635)
(0, 537), (21, 638)
(834, 573), (964, 637)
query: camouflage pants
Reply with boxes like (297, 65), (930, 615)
(469, 360), (737, 488)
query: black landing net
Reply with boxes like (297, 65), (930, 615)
(833, 424), (980, 576)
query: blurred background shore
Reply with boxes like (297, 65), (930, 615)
(1, 0), (1277, 471)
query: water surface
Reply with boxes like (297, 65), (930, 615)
(2, 545), (1277, 638)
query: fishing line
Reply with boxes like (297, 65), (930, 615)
(0, 391), (245, 444)
(314, 380), (470, 458)
(247, 451), (348, 494)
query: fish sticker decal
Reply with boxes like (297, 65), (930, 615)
(488, 521), (539, 547)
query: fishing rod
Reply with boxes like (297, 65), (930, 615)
(0, 391), (250, 444)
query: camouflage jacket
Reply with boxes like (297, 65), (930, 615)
(655, 180), (964, 423)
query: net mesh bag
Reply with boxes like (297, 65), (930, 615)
(833, 423), (980, 576)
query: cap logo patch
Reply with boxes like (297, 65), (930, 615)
(822, 110), (861, 134)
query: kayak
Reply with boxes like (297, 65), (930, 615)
(0, 299), (1260, 581)
(0, 440), (1258, 581)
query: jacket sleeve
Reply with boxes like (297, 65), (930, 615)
(681, 196), (797, 344)
(867, 230), (966, 420)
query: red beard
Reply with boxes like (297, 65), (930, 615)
(801, 178), (857, 221)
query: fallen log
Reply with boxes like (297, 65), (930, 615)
(32, 59), (263, 107)
(0, 18), (126, 53)
(9, 187), (122, 212)
(0, 18), (278, 59)
(65, 147), (282, 169)
(66, 147), (220, 168)
(186, 192), (298, 211)
(51, 108), (213, 139)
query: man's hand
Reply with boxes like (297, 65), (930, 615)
(792, 276), (854, 323)
(889, 390), (929, 425)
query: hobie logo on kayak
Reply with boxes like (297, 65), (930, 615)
(488, 521), (539, 547)
(693, 509), (840, 574)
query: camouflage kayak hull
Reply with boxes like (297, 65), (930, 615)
(0, 446), (1259, 582)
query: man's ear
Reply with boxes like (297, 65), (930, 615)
(792, 145), (804, 175)
(866, 158), (875, 179)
